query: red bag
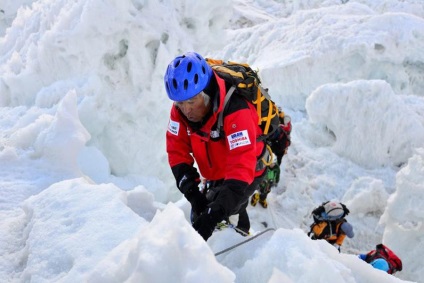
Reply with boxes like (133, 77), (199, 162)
(365, 244), (402, 274)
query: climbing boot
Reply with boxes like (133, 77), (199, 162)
(250, 193), (259, 206)
(259, 198), (268, 208)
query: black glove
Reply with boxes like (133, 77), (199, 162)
(205, 185), (222, 202)
(207, 181), (246, 216)
(192, 208), (224, 241)
(172, 164), (201, 195)
(192, 180), (247, 240)
(185, 189), (208, 215)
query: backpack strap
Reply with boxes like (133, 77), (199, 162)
(335, 219), (347, 235)
(257, 86), (272, 135)
(216, 85), (278, 140)
(259, 85), (272, 100)
(216, 85), (237, 136)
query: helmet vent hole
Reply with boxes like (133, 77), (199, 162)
(194, 74), (198, 84)
(174, 60), (181, 68)
(184, 79), (188, 90)
(187, 62), (192, 72)
(172, 79), (178, 89)
(202, 66), (206, 74)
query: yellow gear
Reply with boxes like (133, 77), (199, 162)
(259, 198), (268, 208)
(250, 193), (259, 206)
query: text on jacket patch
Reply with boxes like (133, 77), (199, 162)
(168, 120), (179, 136)
(227, 130), (251, 150)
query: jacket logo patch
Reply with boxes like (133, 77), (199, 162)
(168, 120), (179, 136)
(227, 130), (251, 150)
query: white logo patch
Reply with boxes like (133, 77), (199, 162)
(227, 130), (251, 150)
(168, 120), (180, 136)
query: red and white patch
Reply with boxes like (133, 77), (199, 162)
(227, 130), (251, 150)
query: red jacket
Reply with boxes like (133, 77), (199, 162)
(166, 72), (265, 185)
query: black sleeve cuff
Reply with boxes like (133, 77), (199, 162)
(171, 163), (196, 186)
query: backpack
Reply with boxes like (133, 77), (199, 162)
(308, 201), (350, 243)
(365, 244), (402, 274)
(205, 58), (281, 142)
(311, 201), (350, 223)
(309, 219), (347, 244)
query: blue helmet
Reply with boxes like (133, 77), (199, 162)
(164, 52), (213, 102)
(371, 258), (389, 272)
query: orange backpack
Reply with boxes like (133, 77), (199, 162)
(309, 219), (346, 245)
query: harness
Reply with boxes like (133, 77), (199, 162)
(309, 219), (346, 244)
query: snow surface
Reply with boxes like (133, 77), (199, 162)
(1, 0), (423, 282)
